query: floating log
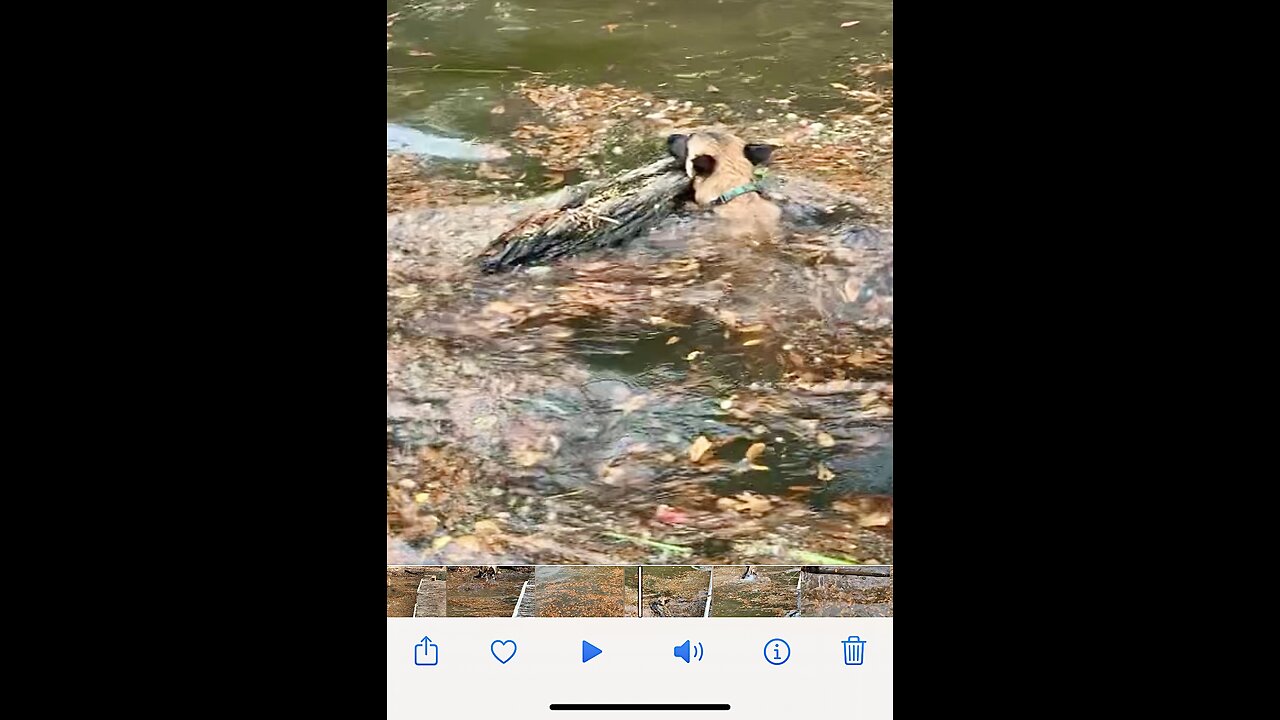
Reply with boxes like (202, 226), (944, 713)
(478, 157), (689, 272)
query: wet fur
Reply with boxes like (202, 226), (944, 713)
(667, 130), (781, 238)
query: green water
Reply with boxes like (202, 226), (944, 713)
(388, 0), (892, 136)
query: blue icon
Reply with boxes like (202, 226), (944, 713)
(674, 640), (704, 663)
(582, 640), (603, 663)
(764, 638), (790, 665)
(414, 635), (439, 666)
(491, 640), (517, 664)
(842, 636), (866, 666)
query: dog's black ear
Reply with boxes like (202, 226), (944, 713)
(743, 143), (774, 165)
(667, 134), (689, 163)
(691, 154), (717, 176)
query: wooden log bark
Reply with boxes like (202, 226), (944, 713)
(478, 157), (689, 272)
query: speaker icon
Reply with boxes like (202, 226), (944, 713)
(674, 640), (704, 663)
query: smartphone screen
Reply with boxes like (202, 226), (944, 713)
(388, 2), (893, 716)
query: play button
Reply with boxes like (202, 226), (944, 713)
(581, 640), (602, 663)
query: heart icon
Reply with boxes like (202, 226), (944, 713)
(491, 639), (517, 664)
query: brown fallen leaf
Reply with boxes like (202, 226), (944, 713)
(817, 432), (836, 447)
(512, 449), (548, 467)
(858, 511), (892, 527)
(452, 535), (483, 552)
(745, 442), (767, 462)
(735, 492), (772, 514)
(689, 435), (713, 462)
(474, 519), (501, 536)
(485, 300), (521, 315)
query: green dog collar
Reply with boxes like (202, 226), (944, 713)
(712, 182), (762, 206)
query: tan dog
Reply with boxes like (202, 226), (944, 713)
(667, 130), (781, 237)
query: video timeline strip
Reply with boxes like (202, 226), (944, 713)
(388, 564), (891, 617)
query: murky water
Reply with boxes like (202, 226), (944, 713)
(446, 565), (532, 616)
(708, 565), (800, 616)
(387, 0), (893, 566)
(521, 566), (627, 616)
(389, 0), (892, 133)
(641, 566), (712, 616)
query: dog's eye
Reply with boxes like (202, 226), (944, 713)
(691, 155), (717, 176)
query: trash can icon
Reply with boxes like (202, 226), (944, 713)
(842, 636), (866, 666)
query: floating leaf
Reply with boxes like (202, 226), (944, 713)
(817, 432), (836, 447)
(513, 449), (548, 467)
(685, 350), (703, 361)
(707, 84), (720, 93)
(830, 82), (850, 90)
(735, 492), (772, 514)
(603, 23), (620, 33)
(739, 323), (767, 333)
(817, 462), (835, 481)
(485, 300), (520, 315)
(745, 442), (767, 462)
(654, 504), (689, 525)
(858, 511), (892, 527)
(840, 20), (861, 27)
(689, 435), (713, 462)
(719, 399), (734, 410)
(742, 338), (764, 347)
(666, 336), (680, 345)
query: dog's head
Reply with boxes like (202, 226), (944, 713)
(667, 130), (774, 204)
